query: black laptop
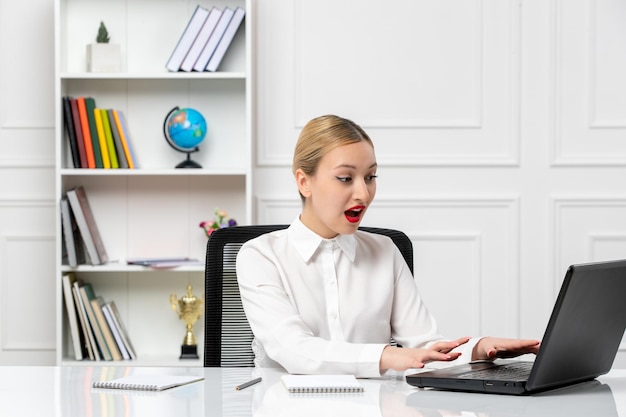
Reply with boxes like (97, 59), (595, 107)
(406, 259), (626, 395)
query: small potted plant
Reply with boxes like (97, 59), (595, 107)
(86, 21), (121, 72)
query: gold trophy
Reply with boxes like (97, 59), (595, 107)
(170, 284), (204, 359)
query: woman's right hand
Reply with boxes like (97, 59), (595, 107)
(379, 337), (470, 373)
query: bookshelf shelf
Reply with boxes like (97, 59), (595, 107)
(55, 0), (252, 366)
(60, 356), (202, 368)
(61, 264), (206, 273)
(60, 72), (247, 80)
(60, 168), (248, 176)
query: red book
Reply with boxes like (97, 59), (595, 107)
(77, 97), (96, 168)
(70, 99), (87, 168)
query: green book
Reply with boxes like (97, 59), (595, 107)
(85, 97), (103, 168)
(78, 282), (112, 360)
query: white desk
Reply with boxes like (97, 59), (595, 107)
(1, 366), (624, 417)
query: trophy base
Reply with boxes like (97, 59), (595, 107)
(179, 344), (199, 360)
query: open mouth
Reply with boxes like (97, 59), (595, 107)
(344, 206), (365, 223)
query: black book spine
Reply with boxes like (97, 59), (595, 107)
(62, 96), (81, 168)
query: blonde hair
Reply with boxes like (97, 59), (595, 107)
(292, 115), (374, 201)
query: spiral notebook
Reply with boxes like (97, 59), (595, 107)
(280, 374), (364, 393)
(92, 374), (204, 391)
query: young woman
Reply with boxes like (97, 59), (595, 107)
(236, 115), (539, 377)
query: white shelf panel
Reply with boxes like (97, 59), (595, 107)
(60, 168), (247, 176)
(61, 264), (206, 273)
(60, 357), (203, 367)
(60, 72), (247, 80)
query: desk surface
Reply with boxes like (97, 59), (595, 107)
(2, 366), (625, 417)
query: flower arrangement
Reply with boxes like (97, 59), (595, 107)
(200, 208), (237, 237)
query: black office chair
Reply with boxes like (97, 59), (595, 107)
(203, 225), (414, 367)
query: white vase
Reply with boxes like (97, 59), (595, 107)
(87, 43), (121, 72)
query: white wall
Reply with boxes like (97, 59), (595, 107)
(0, 0), (623, 367)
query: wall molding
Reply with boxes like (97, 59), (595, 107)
(258, 0), (521, 168)
(550, 0), (626, 167)
(0, 157), (54, 170)
(410, 232), (483, 335)
(0, 234), (55, 352)
(551, 196), (626, 296)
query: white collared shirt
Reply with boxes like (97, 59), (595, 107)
(236, 218), (476, 377)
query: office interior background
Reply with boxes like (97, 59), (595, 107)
(0, 0), (624, 366)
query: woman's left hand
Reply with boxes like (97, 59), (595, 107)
(472, 337), (541, 361)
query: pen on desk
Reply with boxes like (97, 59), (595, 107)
(235, 377), (262, 391)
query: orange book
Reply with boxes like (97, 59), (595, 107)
(76, 97), (96, 168)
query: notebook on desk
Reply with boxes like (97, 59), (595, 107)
(406, 259), (626, 395)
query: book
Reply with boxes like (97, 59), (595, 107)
(90, 296), (123, 361)
(61, 198), (75, 267)
(101, 301), (133, 360)
(79, 283), (112, 360)
(85, 97), (103, 168)
(60, 197), (84, 267)
(126, 257), (201, 267)
(280, 375), (364, 393)
(66, 186), (108, 265)
(77, 97), (96, 168)
(165, 5), (211, 72)
(205, 7), (245, 72)
(62, 96), (80, 168)
(92, 374), (204, 391)
(72, 279), (98, 360)
(107, 300), (137, 359)
(180, 7), (222, 72)
(62, 273), (85, 360)
(70, 98), (88, 168)
(93, 107), (111, 168)
(100, 109), (119, 168)
(193, 7), (234, 72)
(107, 109), (128, 169)
(112, 110), (135, 169)
(115, 110), (139, 168)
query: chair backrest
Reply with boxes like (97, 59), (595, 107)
(203, 225), (414, 367)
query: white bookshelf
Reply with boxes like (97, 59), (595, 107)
(54, 0), (253, 366)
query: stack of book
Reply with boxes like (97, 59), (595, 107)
(61, 185), (108, 267)
(62, 273), (136, 361)
(166, 4), (246, 72)
(62, 96), (137, 169)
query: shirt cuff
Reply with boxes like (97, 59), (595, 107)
(355, 344), (388, 378)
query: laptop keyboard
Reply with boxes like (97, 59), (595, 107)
(457, 362), (534, 380)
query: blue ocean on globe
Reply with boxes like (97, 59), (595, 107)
(166, 108), (207, 150)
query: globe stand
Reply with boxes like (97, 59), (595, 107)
(176, 151), (202, 169)
(163, 106), (206, 169)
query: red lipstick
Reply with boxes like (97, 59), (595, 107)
(344, 205), (365, 223)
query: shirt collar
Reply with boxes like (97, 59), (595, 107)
(288, 217), (356, 263)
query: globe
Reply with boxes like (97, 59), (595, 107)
(163, 106), (207, 168)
